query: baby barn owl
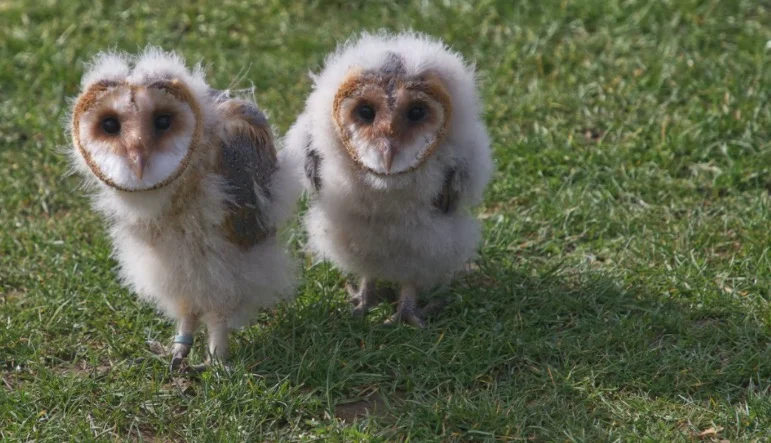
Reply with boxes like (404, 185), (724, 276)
(284, 32), (493, 327)
(68, 48), (297, 367)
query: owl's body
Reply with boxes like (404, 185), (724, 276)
(69, 48), (296, 365)
(284, 33), (492, 326)
(290, 114), (482, 288)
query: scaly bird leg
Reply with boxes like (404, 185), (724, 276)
(170, 313), (198, 371)
(348, 277), (391, 318)
(205, 316), (230, 364)
(384, 284), (425, 328)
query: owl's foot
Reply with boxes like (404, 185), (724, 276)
(169, 314), (198, 371)
(187, 360), (232, 374)
(169, 335), (193, 371)
(384, 308), (425, 328)
(383, 284), (425, 328)
(348, 277), (393, 318)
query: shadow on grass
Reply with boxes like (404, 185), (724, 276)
(234, 257), (771, 437)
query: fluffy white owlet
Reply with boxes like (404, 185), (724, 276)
(283, 32), (493, 327)
(68, 48), (297, 367)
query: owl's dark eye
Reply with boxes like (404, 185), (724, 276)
(356, 104), (376, 123)
(407, 105), (427, 122)
(154, 114), (172, 131)
(101, 117), (121, 135)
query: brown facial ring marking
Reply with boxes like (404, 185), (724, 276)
(71, 79), (203, 192)
(332, 71), (453, 177)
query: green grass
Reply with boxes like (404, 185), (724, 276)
(2, 0), (771, 440)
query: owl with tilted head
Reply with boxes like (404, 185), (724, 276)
(68, 47), (298, 368)
(282, 32), (493, 327)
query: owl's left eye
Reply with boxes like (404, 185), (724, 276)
(154, 114), (172, 131)
(407, 105), (427, 122)
(101, 117), (121, 135)
(356, 104), (376, 123)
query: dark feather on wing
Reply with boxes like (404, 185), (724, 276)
(217, 99), (278, 247)
(305, 143), (323, 192)
(433, 167), (460, 214)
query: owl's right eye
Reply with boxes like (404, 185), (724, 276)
(101, 117), (121, 135)
(356, 104), (376, 123)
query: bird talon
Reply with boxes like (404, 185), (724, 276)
(386, 285), (425, 328)
(187, 362), (209, 373)
(384, 310), (425, 328)
(345, 282), (360, 298)
(170, 355), (185, 372)
(169, 341), (192, 371)
(347, 278), (380, 318)
(350, 293), (372, 317)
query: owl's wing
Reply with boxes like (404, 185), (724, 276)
(433, 166), (459, 213)
(432, 161), (472, 214)
(216, 97), (278, 247)
(433, 126), (494, 214)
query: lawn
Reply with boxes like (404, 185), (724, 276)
(2, 0), (771, 441)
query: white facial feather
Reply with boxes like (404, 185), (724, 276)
(348, 127), (434, 175)
(72, 47), (211, 193)
(86, 138), (191, 191)
(76, 92), (196, 190)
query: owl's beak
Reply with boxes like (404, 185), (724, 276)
(127, 150), (146, 180)
(381, 145), (395, 173)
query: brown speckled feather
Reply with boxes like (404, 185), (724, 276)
(215, 97), (277, 247)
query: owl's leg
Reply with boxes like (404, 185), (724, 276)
(347, 277), (380, 317)
(204, 316), (230, 363)
(170, 313), (198, 370)
(384, 284), (425, 328)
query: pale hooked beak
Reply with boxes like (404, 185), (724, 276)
(127, 148), (146, 180)
(381, 143), (395, 173)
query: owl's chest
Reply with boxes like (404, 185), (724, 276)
(316, 187), (433, 239)
(125, 221), (213, 257)
(118, 197), (229, 256)
(334, 177), (442, 220)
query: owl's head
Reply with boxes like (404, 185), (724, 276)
(70, 48), (210, 192)
(312, 32), (479, 176)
